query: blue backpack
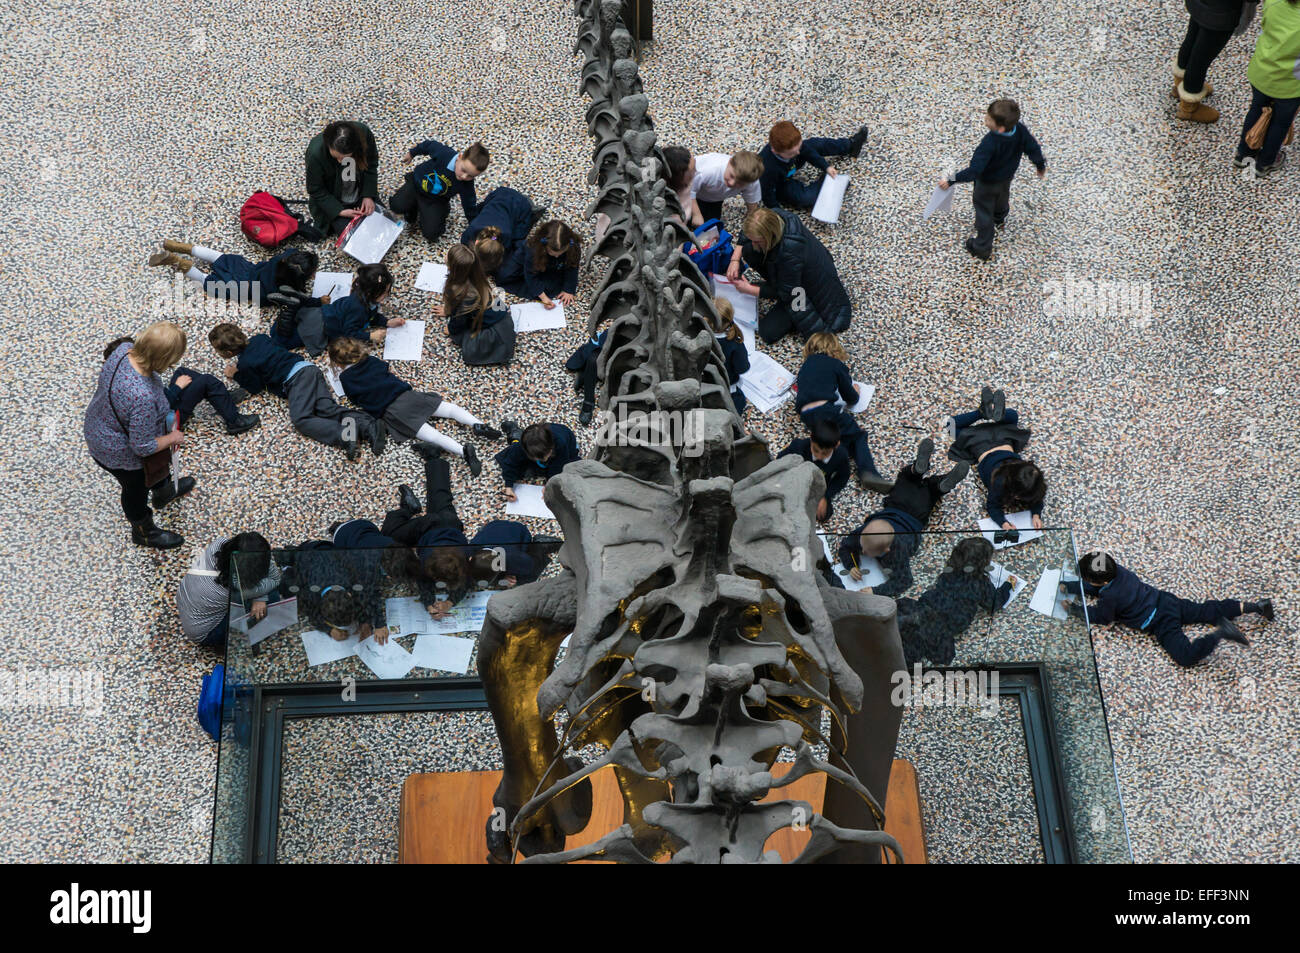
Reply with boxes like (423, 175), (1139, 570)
(684, 219), (733, 276)
(198, 664), (223, 741)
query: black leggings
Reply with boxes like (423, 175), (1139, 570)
(1177, 19), (1234, 96)
(94, 458), (156, 523)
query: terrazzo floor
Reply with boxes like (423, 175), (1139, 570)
(1, 0), (1297, 861)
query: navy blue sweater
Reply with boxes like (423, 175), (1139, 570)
(795, 353), (857, 411)
(758, 142), (830, 208)
(979, 449), (1044, 525)
(469, 520), (538, 581)
(460, 186), (534, 249)
(497, 242), (579, 299)
(495, 423), (580, 486)
(837, 507), (924, 598)
(332, 518), (395, 550)
(322, 292), (384, 343)
(233, 334), (308, 396)
(717, 335), (750, 388)
(778, 438), (850, 504)
(953, 124), (1046, 184)
(1064, 563), (1160, 629)
(406, 139), (480, 221)
(339, 355), (412, 417)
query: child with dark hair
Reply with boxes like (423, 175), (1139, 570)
(778, 416), (850, 523)
(147, 242), (318, 308)
(209, 324), (387, 460)
(896, 537), (1014, 666)
(497, 219), (583, 309)
(661, 146), (701, 226)
(795, 333), (890, 492)
(461, 187), (547, 275)
(393, 138), (490, 241)
(944, 387), (1047, 530)
(837, 439), (969, 597)
(305, 120), (380, 235)
(177, 532), (281, 646)
(1061, 551), (1272, 667)
(711, 297), (751, 417)
(288, 539), (388, 643)
(495, 420), (581, 501)
(327, 337), (499, 476)
(467, 521), (561, 589)
(273, 263), (403, 357)
(758, 120), (868, 210)
(938, 98), (1046, 260)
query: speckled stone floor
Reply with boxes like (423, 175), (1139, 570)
(1, 1), (1296, 861)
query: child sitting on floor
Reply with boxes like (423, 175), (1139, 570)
(778, 417), (850, 524)
(711, 297), (750, 416)
(496, 219), (583, 310)
(495, 420), (581, 501)
(795, 332), (890, 492)
(757, 120), (868, 210)
(437, 244), (515, 366)
(944, 386), (1046, 531)
(896, 537), (1014, 666)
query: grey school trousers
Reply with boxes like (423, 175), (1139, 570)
(284, 366), (376, 448)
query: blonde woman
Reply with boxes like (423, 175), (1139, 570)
(83, 322), (192, 548)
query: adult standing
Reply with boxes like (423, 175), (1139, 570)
(305, 120), (379, 236)
(724, 207), (852, 344)
(1175, 1), (1261, 123)
(1234, 0), (1300, 175)
(83, 322), (193, 549)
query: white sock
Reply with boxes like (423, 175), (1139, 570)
(192, 245), (221, 264)
(185, 266), (206, 287)
(416, 423), (464, 457)
(433, 400), (482, 428)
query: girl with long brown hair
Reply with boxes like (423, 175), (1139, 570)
(496, 219), (583, 309)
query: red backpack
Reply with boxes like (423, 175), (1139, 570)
(239, 192), (322, 247)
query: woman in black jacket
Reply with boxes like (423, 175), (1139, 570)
(1174, 1), (1260, 123)
(724, 206), (852, 344)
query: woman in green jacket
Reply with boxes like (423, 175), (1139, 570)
(1235, 0), (1300, 175)
(305, 121), (380, 234)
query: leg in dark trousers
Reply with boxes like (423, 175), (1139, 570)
(758, 302), (797, 344)
(1147, 591), (1241, 667)
(1177, 20), (1234, 96)
(971, 180), (1010, 256)
(380, 457), (460, 543)
(170, 367), (238, 426)
(328, 213), (358, 237)
(992, 182), (1011, 226)
(696, 198), (723, 223)
(578, 359), (598, 412)
(837, 412), (879, 478)
(1259, 95), (1300, 168)
(285, 368), (376, 449)
(881, 469), (942, 527)
(391, 182), (450, 241)
(95, 459), (151, 523)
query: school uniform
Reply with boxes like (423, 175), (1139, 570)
(202, 250), (291, 307)
(1061, 562), (1246, 668)
(777, 438), (850, 518)
(284, 291), (385, 358)
(566, 330), (607, 411)
(836, 507), (924, 599)
(952, 123), (1046, 257)
(715, 332), (750, 415)
(290, 539), (386, 631)
(460, 187), (536, 257)
(177, 536), (283, 645)
(234, 334), (378, 449)
(946, 407), (1039, 525)
(469, 520), (543, 583)
(448, 305), (516, 366)
(795, 353), (879, 478)
(304, 123), (380, 233)
(495, 423), (580, 486)
(391, 139), (480, 241)
(165, 368), (240, 427)
(339, 354), (444, 442)
(496, 243), (579, 300)
(896, 571), (1011, 666)
(739, 209), (851, 342)
(758, 137), (851, 209)
(690, 152), (762, 222)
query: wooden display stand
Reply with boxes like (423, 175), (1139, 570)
(399, 759), (926, 864)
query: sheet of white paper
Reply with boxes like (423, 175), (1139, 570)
(340, 209), (404, 264)
(739, 351), (795, 414)
(923, 184), (955, 220)
(1028, 568), (1069, 620)
(978, 511), (1044, 550)
(424, 590), (493, 636)
(710, 276), (758, 350)
(820, 536), (887, 590)
(510, 301), (567, 333)
(987, 562), (1030, 609)
(811, 173), (850, 224)
(505, 483), (556, 520)
(834, 381), (876, 414)
(312, 272), (354, 299)
(321, 362), (345, 398)
(230, 597), (299, 646)
(415, 262), (449, 294)
(411, 633), (475, 674)
(386, 596), (431, 638)
(301, 628), (360, 666)
(382, 319), (426, 361)
(559, 633), (572, 649)
(354, 634), (417, 679)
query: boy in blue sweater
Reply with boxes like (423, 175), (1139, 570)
(938, 99), (1046, 261)
(392, 139), (490, 241)
(777, 417), (850, 523)
(495, 421), (580, 501)
(1061, 552), (1272, 668)
(758, 120), (868, 210)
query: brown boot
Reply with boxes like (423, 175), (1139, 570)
(1176, 82), (1219, 123)
(1171, 63), (1213, 99)
(162, 239), (193, 254)
(147, 252), (195, 271)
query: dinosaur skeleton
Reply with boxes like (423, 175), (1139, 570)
(477, 1), (907, 864)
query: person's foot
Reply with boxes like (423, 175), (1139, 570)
(1233, 154), (1251, 169)
(147, 252), (194, 271)
(1256, 153), (1287, 178)
(1253, 598), (1274, 622)
(533, 533), (562, 546)
(472, 422), (503, 441)
(964, 238), (990, 261)
(938, 462), (971, 494)
(130, 517), (183, 550)
(994, 218), (1007, 230)
(857, 470), (894, 494)
(912, 437), (934, 476)
(152, 475), (196, 509)
(162, 239), (194, 254)
(411, 442), (443, 461)
(326, 520), (343, 537)
(530, 203), (550, 226)
(227, 386), (251, 404)
(342, 429), (360, 461)
(990, 388), (1006, 423)
(463, 443), (483, 478)
(369, 420), (388, 456)
(979, 386), (997, 421)
(398, 483), (422, 516)
(848, 124), (869, 159)
(579, 402), (595, 427)
(1213, 617), (1250, 646)
(501, 418), (524, 444)
(942, 415), (957, 440)
(225, 412), (260, 435)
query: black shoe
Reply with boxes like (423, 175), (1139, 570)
(501, 418), (523, 444)
(1214, 618), (1250, 646)
(130, 517), (183, 550)
(991, 389), (1006, 423)
(225, 412), (260, 435)
(370, 420), (388, 456)
(979, 386), (996, 421)
(343, 430), (360, 461)
(326, 520), (343, 537)
(152, 476), (196, 509)
(463, 443), (483, 478)
(530, 203), (550, 226)
(228, 387), (251, 404)
(938, 462), (970, 494)
(472, 422), (503, 441)
(994, 219), (1006, 230)
(273, 303), (302, 339)
(1255, 599), (1274, 622)
(412, 442), (443, 461)
(398, 483), (422, 516)
(857, 470), (894, 494)
(579, 403), (595, 427)
(533, 534), (562, 546)
(848, 123), (869, 159)
(1256, 152), (1286, 178)
(912, 437), (934, 476)
(964, 238), (990, 261)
